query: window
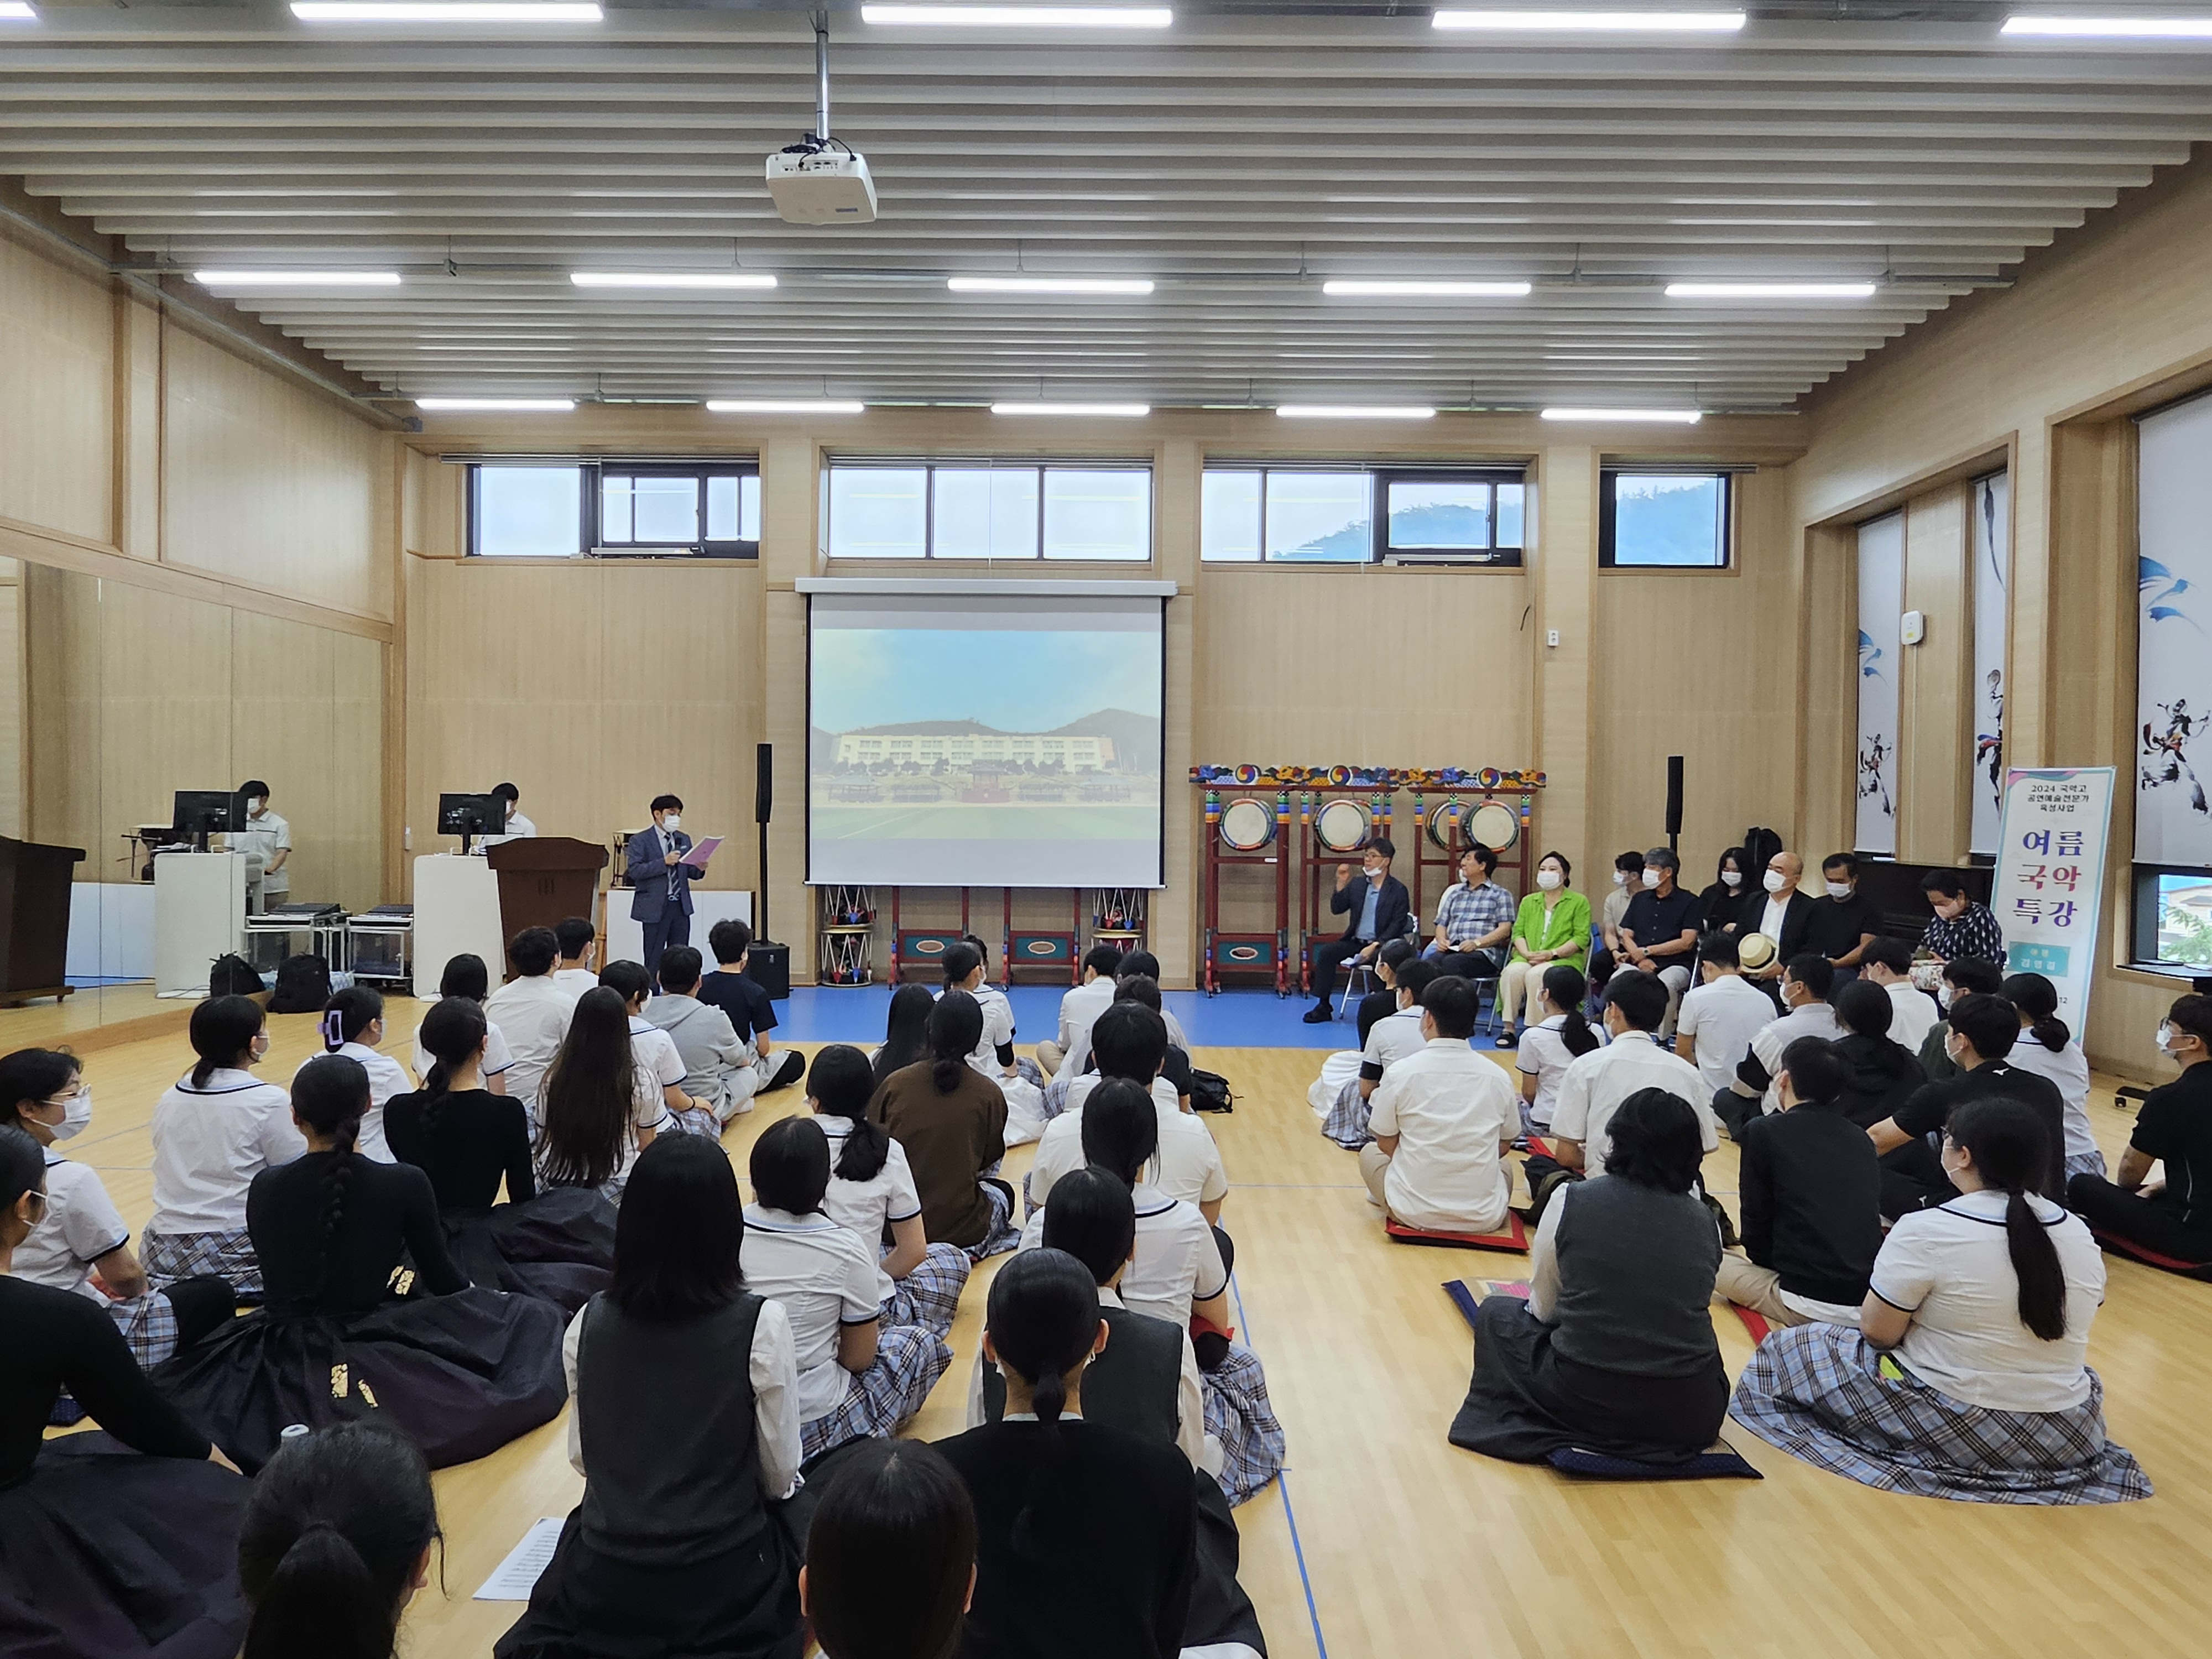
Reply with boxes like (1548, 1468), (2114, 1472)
(467, 461), (760, 557)
(2133, 868), (2212, 972)
(1599, 470), (1732, 568)
(1200, 465), (1525, 565)
(823, 462), (1153, 561)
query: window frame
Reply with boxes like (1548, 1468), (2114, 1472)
(1597, 467), (1735, 571)
(1199, 462), (1528, 567)
(465, 460), (761, 560)
(2130, 861), (2212, 976)
(822, 458), (1155, 564)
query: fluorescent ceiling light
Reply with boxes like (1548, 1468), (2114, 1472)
(1434, 8), (1744, 28)
(863, 4), (1172, 25)
(1322, 279), (1531, 298)
(570, 272), (778, 290)
(0, 3), (39, 20)
(990, 401), (1150, 416)
(2001, 13), (2212, 34)
(293, 1), (602, 18)
(1277, 405), (1436, 420)
(415, 397), (576, 411)
(947, 276), (1155, 295)
(1666, 280), (1878, 298)
(1540, 406), (1703, 424)
(706, 399), (867, 414)
(195, 269), (401, 288)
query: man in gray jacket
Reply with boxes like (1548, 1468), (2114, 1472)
(644, 946), (760, 1125)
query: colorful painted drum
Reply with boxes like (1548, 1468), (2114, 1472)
(1314, 798), (1370, 852)
(1219, 797), (1276, 851)
(1468, 799), (1520, 852)
(1427, 800), (1468, 852)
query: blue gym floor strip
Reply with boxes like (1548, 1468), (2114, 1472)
(1229, 1272), (1329, 1659)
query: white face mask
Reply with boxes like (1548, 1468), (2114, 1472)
(1762, 870), (1789, 894)
(1611, 872), (1627, 888)
(247, 798), (267, 817)
(1721, 870), (1743, 888)
(1825, 880), (1853, 900)
(50, 1087), (91, 1141)
(662, 814), (681, 833)
(1537, 869), (1562, 891)
(1640, 868), (1661, 889)
(2158, 1022), (2179, 1057)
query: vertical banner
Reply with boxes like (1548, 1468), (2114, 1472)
(1992, 766), (2114, 1031)
(2136, 394), (2212, 867)
(1970, 473), (2010, 856)
(1855, 513), (1903, 854)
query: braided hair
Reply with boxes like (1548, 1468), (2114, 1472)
(926, 990), (984, 1095)
(291, 1054), (372, 1301)
(414, 997), (489, 1139)
(984, 1249), (1103, 1565)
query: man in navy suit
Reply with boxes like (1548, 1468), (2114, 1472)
(625, 792), (698, 985)
(1305, 836), (1412, 1022)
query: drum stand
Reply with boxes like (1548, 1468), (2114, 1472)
(1199, 788), (1291, 994)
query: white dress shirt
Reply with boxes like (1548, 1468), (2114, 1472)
(1018, 1181), (1226, 1328)
(294, 1041), (414, 1162)
(483, 973), (580, 1110)
(411, 1019), (514, 1091)
(817, 1114), (925, 1303)
(1369, 1037), (1516, 1232)
(739, 1204), (881, 1422)
(1749, 1000), (1845, 1112)
(148, 1068), (306, 1235)
(1054, 975), (1118, 1062)
(1882, 978), (1939, 1056)
(1027, 1076), (1227, 1212)
(18, 1151), (131, 1302)
(1675, 973), (1777, 1096)
(1550, 1031), (1718, 1170)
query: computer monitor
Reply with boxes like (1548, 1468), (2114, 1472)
(172, 789), (243, 852)
(438, 791), (505, 851)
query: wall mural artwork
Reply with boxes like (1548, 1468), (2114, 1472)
(2136, 395), (2212, 870)
(1855, 513), (1904, 855)
(1970, 472), (2011, 856)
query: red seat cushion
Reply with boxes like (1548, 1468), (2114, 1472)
(2090, 1227), (2212, 1281)
(1385, 1214), (1530, 1253)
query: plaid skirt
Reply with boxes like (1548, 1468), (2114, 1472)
(2064, 1148), (2110, 1183)
(1039, 1073), (1077, 1124)
(800, 1323), (952, 1461)
(1730, 1323), (2153, 1505)
(1319, 1078), (1373, 1150)
(1307, 1051), (1361, 1118)
(109, 1290), (182, 1369)
(881, 1242), (972, 1339)
(1201, 1343), (1288, 1506)
(141, 1226), (261, 1296)
(966, 1182), (1021, 1262)
(664, 1104), (724, 1140)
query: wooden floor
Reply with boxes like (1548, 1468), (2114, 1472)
(50, 1000), (2212, 1659)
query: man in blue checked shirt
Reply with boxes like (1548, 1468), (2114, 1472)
(1918, 869), (2005, 967)
(1427, 845), (1517, 982)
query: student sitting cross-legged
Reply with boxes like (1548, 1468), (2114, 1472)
(1827, 979), (1927, 1130)
(2001, 971), (2105, 1183)
(1320, 958), (1440, 1149)
(935, 1249), (1200, 1659)
(940, 940), (1048, 1146)
(1514, 964), (1601, 1141)
(536, 987), (668, 1203)
(806, 1043), (973, 1339)
(1716, 954), (1842, 1136)
(297, 985), (413, 1162)
(1358, 974), (1519, 1235)
(1027, 1000), (1226, 1220)
(696, 920), (807, 1097)
(1040, 943), (1126, 1079)
(1714, 1036), (1883, 1329)
(2068, 992), (2212, 1271)
(868, 990), (1019, 1261)
(599, 960), (711, 1139)
(645, 946), (760, 1129)
(1306, 940), (1421, 1120)
(496, 1134), (807, 1659)
(1732, 1097), (2151, 1505)
(742, 1117), (954, 1462)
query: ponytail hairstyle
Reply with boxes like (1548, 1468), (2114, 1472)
(1542, 965), (1597, 1057)
(538, 987), (638, 1190)
(291, 1054), (371, 1298)
(1076, 1078), (1159, 1190)
(983, 1249), (1102, 1565)
(322, 986), (384, 1052)
(0, 1047), (81, 1134)
(926, 990), (984, 1095)
(1946, 1097), (2069, 1342)
(2001, 972), (2071, 1053)
(873, 983), (937, 1088)
(190, 994), (266, 1088)
(808, 1044), (890, 1184)
(238, 1422), (439, 1659)
(806, 1438), (977, 1659)
(414, 997), (489, 1137)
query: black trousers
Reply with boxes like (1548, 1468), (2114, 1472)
(1308, 937), (1373, 1007)
(641, 909), (691, 987)
(2067, 1175), (2212, 1265)
(1431, 947), (1505, 982)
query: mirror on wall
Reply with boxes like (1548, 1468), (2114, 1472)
(0, 556), (383, 1047)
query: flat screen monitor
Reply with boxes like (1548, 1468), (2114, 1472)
(172, 789), (242, 842)
(438, 792), (505, 846)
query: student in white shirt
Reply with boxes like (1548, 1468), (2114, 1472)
(2, 1048), (236, 1368)
(1729, 1095), (2151, 1505)
(296, 985), (412, 1162)
(2001, 972), (2105, 1182)
(483, 926), (577, 1116)
(233, 778), (291, 911)
(1039, 944), (1125, 1079)
(536, 986), (666, 1200)
(1541, 971), (1716, 1182)
(1029, 1001), (1228, 1221)
(1862, 936), (1938, 1056)
(1359, 976), (1517, 1234)
(1065, 948), (1191, 1077)
(551, 915), (601, 1001)
(410, 953), (515, 1094)
(939, 940), (1047, 1146)
(1673, 931), (1777, 1100)
(487, 781), (536, 845)
(1321, 959), (1440, 1149)
(143, 994), (306, 1294)
(743, 1117), (953, 1461)
(1719, 953), (1845, 1134)
(599, 958), (709, 1137)
(1515, 964), (1602, 1135)
(646, 946), (759, 1127)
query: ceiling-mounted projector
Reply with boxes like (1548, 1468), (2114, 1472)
(766, 141), (877, 226)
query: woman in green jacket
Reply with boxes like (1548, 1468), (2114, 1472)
(1495, 852), (1592, 1047)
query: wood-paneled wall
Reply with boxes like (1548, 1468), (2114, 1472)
(0, 234), (113, 544)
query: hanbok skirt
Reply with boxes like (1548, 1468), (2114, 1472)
(444, 1188), (618, 1317)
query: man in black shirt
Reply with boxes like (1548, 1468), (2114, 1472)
(2068, 993), (2212, 1268)
(1618, 846), (1704, 1038)
(695, 919), (804, 1093)
(1801, 852), (1884, 989)
(1716, 1037), (1883, 1325)
(1867, 993), (2067, 1218)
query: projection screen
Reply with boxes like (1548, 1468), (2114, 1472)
(805, 583), (1166, 889)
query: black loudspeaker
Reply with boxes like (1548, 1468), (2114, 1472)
(1665, 755), (1684, 839)
(745, 941), (791, 1001)
(755, 743), (774, 825)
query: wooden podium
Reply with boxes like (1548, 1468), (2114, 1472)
(484, 838), (608, 967)
(0, 835), (86, 1006)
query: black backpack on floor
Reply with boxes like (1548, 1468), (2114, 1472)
(269, 953), (332, 1013)
(206, 954), (265, 998)
(1189, 1068), (1234, 1113)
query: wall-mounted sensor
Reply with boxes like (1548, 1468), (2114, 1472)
(1900, 609), (1926, 646)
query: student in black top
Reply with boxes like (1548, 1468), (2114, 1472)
(0, 1123), (251, 1658)
(1715, 1038), (1883, 1327)
(237, 1421), (440, 1659)
(388, 995), (617, 1314)
(2068, 993), (2212, 1268)
(1867, 993), (2067, 1219)
(1801, 852), (1884, 986)
(936, 1249), (1197, 1659)
(1917, 957), (2005, 1082)
(1829, 979), (1928, 1129)
(804, 1438), (976, 1659)
(158, 1055), (566, 1473)
(699, 919), (805, 1093)
(873, 982), (938, 1088)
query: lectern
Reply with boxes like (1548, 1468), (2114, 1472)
(0, 835), (85, 1006)
(484, 838), (609, 963)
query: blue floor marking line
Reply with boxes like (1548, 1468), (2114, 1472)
(1228, 1271), (1329, 1659)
